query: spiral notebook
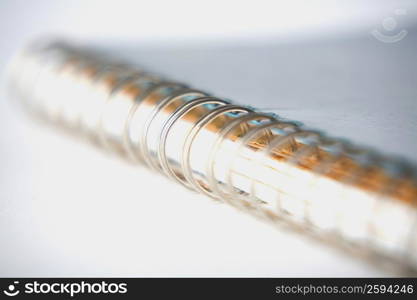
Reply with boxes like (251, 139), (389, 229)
(7, 37), (417, 276)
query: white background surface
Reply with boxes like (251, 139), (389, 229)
(1, 0), (417, 277)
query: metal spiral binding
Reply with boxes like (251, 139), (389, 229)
(8, 41), (417, 274)
(159, 96), (228, 188)
(138, 88), (207, 170)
